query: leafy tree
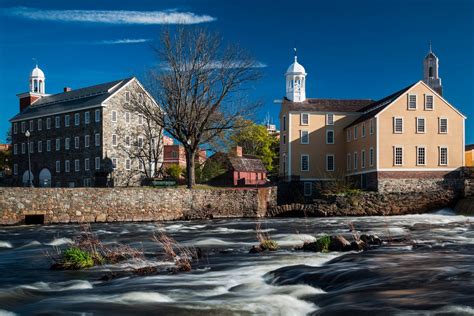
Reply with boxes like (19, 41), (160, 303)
(165, 164), (184, 181)
(199, 154), (228, 183)
(229, 120), (278, 172)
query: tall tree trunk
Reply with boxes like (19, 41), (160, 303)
(185, 149), (196, 189)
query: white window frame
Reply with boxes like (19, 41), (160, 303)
(138, 137), (143, 148)
(112, 134), (117, 147)
(46, 140), (51, 152)
(65, 114), (70, 127)
(125, 91), (130, 101)
(85, 111), (90, 124)
(393, 117), (404, 134)
(439, 117), (448, 134)
(301, 154), (309, 172)
(21, 142), (25, 154)
(65, 160), (70, 173)
(138, 114), (143, 125)
(13, 123), (18, 134)
(326, 154), (335, 172)
(369, 147), (374, 167)
(84, 158), (90, 171)
(416, 117), (426, 134)
(38, 140), (42, 153)
(326, 129), (334, 144)
(353, 126), (358, 140)
(37, 119), (42, 131)
(55, 138), (60, 151)
(282, 115), (286, 131)
(326, 113), (334, 126)
(416, 146), (426, 166)
(347, 153), (351, 171)
(346, 129), (351, 142)
(408, 94), (417, 110)
(13, 164), (18, 175)
(282, 134), (286, 145)
(439, 146), (448, 166)
(55, 116), (60, 128)
(29, 141), (34, 154)
(369, 119), (374, 135)
(353, 152), (358, 170)
(125, 159), (131, 170)
(21, 121), (26, 133)
(361, 150), (366, 169)
(13, 144), (18, 155)
(394, 146), (403, 166)
(56, 161), (61, 173)
(95, 133), (100, 146)
(65, 137), (70, 150)
(303, 182), (312, 196)
(46, 118), (51, 130)
(85, 135), (90, 148)
(125, 111), (130, 124)
(75, 159), (80, 172)
(112, 158), (117, 169)
(95, 109), (101, 122)
(300, 130), (309, 144)
(95, 157), (101, 170)
(75, 136), (79, 149)
(111, 110), (117, 123)
(74, 113), (80, 126)
(300, 113), (309, 126)
(361, 122), (366, 138)
(424, 94), (434, 110)
(29, 120), (34, 132)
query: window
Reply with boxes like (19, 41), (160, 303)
(21, 143), (25, 154)
(347, 153), (351, 171)
(74, 113), (80, 126)
(439, 147), (448, 166)
(301, 113), (309, 125)
(362, 123), (366, 137)
(65, 114), (70, 127)
(326, 154), (335, 171)
(95, 109), (101, 122)
(13, 144), (18, 155)
(21, 121), (26, 133)
(55, 116), (60, 128)
(13, 123), (18, 134)
(111, 111), (117, 122)
(56, 161), (61, 173)
(75, 136), (79, 149)
(65, 138), (70, 150)
(112, 158), (117, 169)
(95, 157), (101, 170)
(326, 130), (334, 144)
(125, 136), (131, 147)
(369, 147), (374, 167)
(138, 137), (143, 148)
(46, 140), (51, 152)
(38, 141), (42, 153)
(301, 131), (309, 144)
(326, 113), (334, 125)
(346, 129), (351, 142)
(84, 111), (90, 124)
(283, 116), (286, 131)
(354, 152), (358, 170)
(282, 134), (286, 145)
(65, 160), (70, 173)
(84, 158), (90, 171)
(369, 119), (374, 135)
(55, 138), (60, 151)
(13, 164), (18, 175)
(85, 135), (90, 148)
(46, 118), (51, 129)
(37, 119), (42, 131)
(393, 117), (403, 133)
(425, 95), (434, 110)
(408, 94), (417, 110)
(125, 112), (130, 123)
(439, 118), (448, 134)
(301, 154), (309, 171)
(125, 159), (131, 170)
(125, 91), (130, 101)
(83, 178), (92, 187)
(112, 134), (117, 146)
(139, 161), (145, 171)
(417, 147), (426, 165)
(95, 133), (100, 146)
(303, 182), (312, 196)
(172, 151), (178, 159)
(394, 147), (403, 166)
(361, 150), (366, 169)
(29, 120), (34, 132)
(353, 126), (358, 140)
(74, 159), (80, 172)
(138, 114), (143, 125)
(416, 117), (425, 133)
(29, 141), (34, 153)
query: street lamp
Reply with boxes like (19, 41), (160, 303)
(25, 130), (33, 187)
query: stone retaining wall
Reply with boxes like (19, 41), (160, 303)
(0, 187), (276, 225)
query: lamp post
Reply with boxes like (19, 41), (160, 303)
(25, 130), (33, 187)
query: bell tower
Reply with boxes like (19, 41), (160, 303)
(17, 63), (47, 112)
(285, 50), (307, 102)
(423, 42), (443, 96)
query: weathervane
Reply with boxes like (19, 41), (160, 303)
(32, 57), (38, 68)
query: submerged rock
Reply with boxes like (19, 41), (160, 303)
(100, 266), (159, 281)
(298, 234), (382, 253)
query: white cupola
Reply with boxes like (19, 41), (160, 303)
(285, 54), (306, 102)
(30, 64), (46, 94)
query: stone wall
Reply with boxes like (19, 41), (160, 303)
(0, 187), (276, 225)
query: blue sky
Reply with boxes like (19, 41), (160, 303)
(0, 0), (473, 144)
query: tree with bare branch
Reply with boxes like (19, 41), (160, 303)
(130, 27), (262, 188)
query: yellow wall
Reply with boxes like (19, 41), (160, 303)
(345, 118), (377, 175)
(466, 150), (474, 167)
(377, 82), (464, 169)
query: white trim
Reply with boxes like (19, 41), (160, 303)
(111, 110), (117, 123)
(326, 154), (335, 172)
(462, 119), (465, 166)
(407, 93), (417, 110)
(369, 147), (374, 167)
(326, 113), (334, 125)
(300, 154), (309, 172)
(424, 94), (434, 110)
(418, 81), (467, 118)
(345, 168), (377, 176)
(438, 146), (448, 166)
(289, 110), (361, 116)
(377, 168), (457, 172)
(416, 117), (426, 134)
(393, 116), (404, 133)
(376, 117), (379, 169)
(300, 113), (309, 125)
(353, 126), (358, 140)
(112, 134), (118, 147)
(393, 146), (404, 166)
(361, 149), (366, 169)
(369, 118), (374, 135)
(326, 129), (334, 144)
(288, 113), (292, 180)
(300, 130), (309, 144)
(353, 151), (358, 170)
(299, 178), (339, 181)
(416, 145), (426, 166)
(361, 122), (366, 137)
(438, 117), (448, 134)
(347, 153), (351, 171)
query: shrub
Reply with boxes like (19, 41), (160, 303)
(166, 164), (184, 181)
(61, 247), (94, 269)
(315, 235), (331, 253)
(260, 239), (278, 251)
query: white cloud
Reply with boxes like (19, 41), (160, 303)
(159, 61), (267, 71)
(2, 7), (216, 25)
(99, 38), (151, 45)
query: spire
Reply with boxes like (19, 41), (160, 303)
(294, 47), (297, 62)
(429, 40), (432, 53)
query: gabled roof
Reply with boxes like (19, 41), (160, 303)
(10, 77), (134, 122)
(345, 82), (416, 128)
(229, 157), (267, 173)
(283, 98), (374, 113)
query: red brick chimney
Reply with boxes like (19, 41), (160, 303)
(17, 93), (41, 112)
(234, 146), (243, 157)
(64, 87), (72, 92)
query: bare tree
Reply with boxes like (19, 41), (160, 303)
(130, 27), (262, 188)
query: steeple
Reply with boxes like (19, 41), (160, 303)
(285, 49), (307, 102)
(423, 42), (443, 96)
(30, 62), (46, 95)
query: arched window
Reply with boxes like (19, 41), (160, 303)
(429, 66), (433, 77)
(33, 80), (38, 92)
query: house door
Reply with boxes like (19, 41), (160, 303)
(39, 168), (52, 187)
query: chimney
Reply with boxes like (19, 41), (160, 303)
(18, 94), (41, 112)
(234, 146), (243, 157)
(64, 87), (72, 92)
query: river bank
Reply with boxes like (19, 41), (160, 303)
(0, 211), (472, 315)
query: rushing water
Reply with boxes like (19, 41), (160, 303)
(0, 209), (473, 315)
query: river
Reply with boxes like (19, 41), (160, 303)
(0, 209), (473, 315)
